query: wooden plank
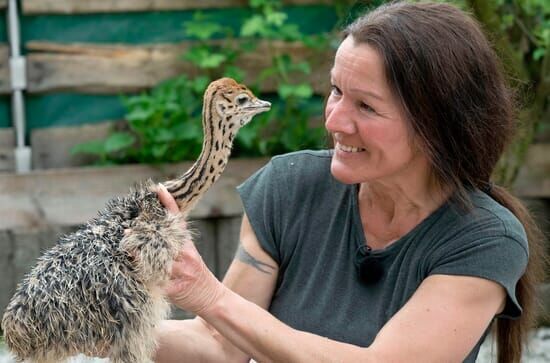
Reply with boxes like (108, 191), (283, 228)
(0, 127), (15, 172)
(216, 216), (242, 278)
(512, 144), (550, 198)
(539, 283), (550, 326)
(0, 157), (268, 230)
(31, 121), (117, 169)
(0, 44), (11, 95)
(22, 0), (331, 14)
(25, 41), (332, 95)
(0, 230), (15, 317)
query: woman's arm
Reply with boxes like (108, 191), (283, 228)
(196, 274), (505, 363)
(155, 184), (280, 362)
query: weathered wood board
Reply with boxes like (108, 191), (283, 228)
(25, 41), (333, 94)
(0, 157), (268, 230)
(0, 45), (11, 94)
(22, 0), (331, 14)
(0, 128), (15, 172)
(31, 121), (117, 169)
(216, 216), (242, 277)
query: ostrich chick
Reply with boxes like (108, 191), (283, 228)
(1, 78), (271, 363)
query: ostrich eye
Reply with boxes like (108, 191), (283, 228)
(236, 95), (249, 106)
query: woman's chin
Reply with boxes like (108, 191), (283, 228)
(330, 162), (362, 185)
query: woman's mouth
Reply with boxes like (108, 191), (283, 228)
(336, 142), (366, 153)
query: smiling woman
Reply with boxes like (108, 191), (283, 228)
(151, 2), (546, 363)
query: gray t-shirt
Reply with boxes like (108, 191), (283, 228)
(237, 150), (528, 362)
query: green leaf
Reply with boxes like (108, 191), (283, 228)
(172, 122), (202, 141)
(70, 140), (106, 156)
(249, 0), (267, 8)
(184, 46), (228, 69)
(533, 47), (546, 61)
(104, 132), (136, 153)
(293, 61), (311, 75)
(126, 107), (154, 122)
(277, 83), (313, 99)
(152, 144), (169, 159)
(223, 65), (246, 82)
(183, 12), (225, 40)
(266, 11), (287, 27)
(192, 76), (210, 94)
(278, 24), (302, 41)
(241, 15), (266, 37)
(236, 126), (257, 149)
(200, 53), (227, 69)
(292, 84), (313, 99)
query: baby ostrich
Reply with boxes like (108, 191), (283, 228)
(1, 78), (271, 363)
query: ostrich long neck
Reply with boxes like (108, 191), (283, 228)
(164, 92), (234, 213)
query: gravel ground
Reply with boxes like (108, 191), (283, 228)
(1, 327), (549, 362)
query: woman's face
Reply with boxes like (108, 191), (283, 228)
(325, 36), (429, 186)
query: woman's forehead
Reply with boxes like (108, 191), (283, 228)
(332, 37), (390, 97)
(333, 38), (384, 76)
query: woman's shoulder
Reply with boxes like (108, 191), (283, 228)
(238, 149), (342, 206)
(439, 190), (528, 253)
(270, 149), (333, 170)
(268, 149), (335, 185)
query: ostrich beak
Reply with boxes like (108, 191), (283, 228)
(245, 99), (271, 115)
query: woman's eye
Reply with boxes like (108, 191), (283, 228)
(330, 85), (342, 96)
(359, 102), (376, 114)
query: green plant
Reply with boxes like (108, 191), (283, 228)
(463, 0), (549, 186)
(233, 0), (329, 156)
(73, 1), (331, 164)
(72, 75), (206, 164)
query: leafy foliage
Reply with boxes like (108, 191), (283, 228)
(73, 0), (547, 184)
(73, 0), (331, 165)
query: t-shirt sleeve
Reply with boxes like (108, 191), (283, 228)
(428, 235), (528, 319)
(236, 159), (282, 264)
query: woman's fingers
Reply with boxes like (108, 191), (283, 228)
(157, 183), (179, 214)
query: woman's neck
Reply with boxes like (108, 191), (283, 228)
(357, 178), (449, 250)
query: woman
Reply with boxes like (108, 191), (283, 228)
(155, 2), (545, 362)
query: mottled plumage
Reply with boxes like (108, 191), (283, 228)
(1, 78), (270, 363)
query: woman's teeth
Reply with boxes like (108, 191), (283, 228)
(337, 143), (365, 153)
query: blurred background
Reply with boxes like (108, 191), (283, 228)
(0, 0), (548, 360)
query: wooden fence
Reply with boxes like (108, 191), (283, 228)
(0, 0), (335, 172)
(21, 0), (331, 14)
(0, 157), (268, 319)
(0, 0), (333, 95)
(0, 0), (548, 324)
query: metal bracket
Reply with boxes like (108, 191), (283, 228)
(9, 56), (27, 90)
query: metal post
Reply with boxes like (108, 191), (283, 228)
(7, 0), (31, 173)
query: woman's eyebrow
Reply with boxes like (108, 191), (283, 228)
(353, 89), (384, 102)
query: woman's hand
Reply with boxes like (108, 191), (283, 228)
(157, 184), (227, 315)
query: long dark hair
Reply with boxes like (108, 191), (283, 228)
(344, 2), (546, 362)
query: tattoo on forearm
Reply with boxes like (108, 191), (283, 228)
(235, 244), (276, 274)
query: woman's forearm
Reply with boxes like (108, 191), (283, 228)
(200, 288), (372, 363)
(154, 318), (249, 363)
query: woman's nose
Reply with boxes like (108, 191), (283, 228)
(325, 100), (356, 134)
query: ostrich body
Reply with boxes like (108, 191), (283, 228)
(1, 78), (271, 363)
